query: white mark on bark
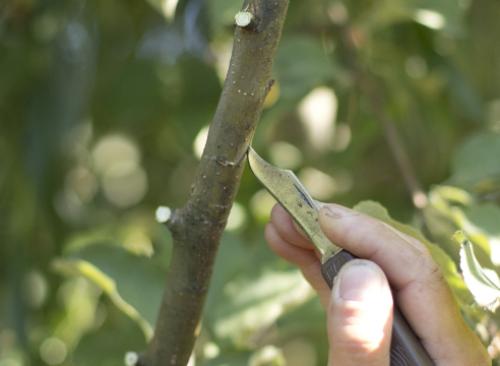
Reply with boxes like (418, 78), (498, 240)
(124, 352), (138, 366)
(235, 11), (254, 27)
(155, 206), (172, 223)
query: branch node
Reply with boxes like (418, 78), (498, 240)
(209, 152), (246, 168)
(209, 203), (232, 211)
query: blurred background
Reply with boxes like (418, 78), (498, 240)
(2, 0), (500, 365)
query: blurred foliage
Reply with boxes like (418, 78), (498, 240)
(2, 0), (500, 365)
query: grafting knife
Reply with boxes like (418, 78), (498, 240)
(247, 147), (434, 366)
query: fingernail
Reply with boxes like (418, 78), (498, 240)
(334, 261), (384, 302)
(320, 205), (345, 219)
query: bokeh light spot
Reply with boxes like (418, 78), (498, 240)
(92, 135), (140, 174)
(23, 270), (48, 309)
(91, 134), (148, 207)
(161, 0), (179, 20)
(298, 87), (337, 150)
(203, 342), (220, 359)
(249, 345), (285, 366)
(269, 141), (303, 170)
(102, 166), (148, 208)
(39, 337), (67, 365)
(299, 167), (337, 200)
(66, 165), (98, 204)
(332, 123), (352, 152)
(250, 190), (277, 222)
(414, 9), (446, 30)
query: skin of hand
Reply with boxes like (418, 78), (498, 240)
(265, 203), (490, 366)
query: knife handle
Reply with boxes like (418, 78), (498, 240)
(321, 250), (435, 366)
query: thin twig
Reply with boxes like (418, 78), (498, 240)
(334, 23), (428, 209)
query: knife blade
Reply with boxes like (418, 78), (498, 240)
(247, 146), (339, 262)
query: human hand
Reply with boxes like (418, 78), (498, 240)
(265, 203), (490, 366)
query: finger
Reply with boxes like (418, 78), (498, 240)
(270, 204), (316, 250)
(328, 260), (393, 366)
(265, 223), (316, 267)
(265, 223), (331, 307)
(319, 204), (490, 365)
(319, 204), (429, 290)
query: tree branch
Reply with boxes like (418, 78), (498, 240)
(142, 1), (289, 365)
(334, 24), (428, 209)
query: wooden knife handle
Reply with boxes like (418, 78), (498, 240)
(321, 250), (435, 366)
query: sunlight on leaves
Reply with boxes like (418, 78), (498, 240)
(269, 141), (303, 170)
(248, 346), (285, 366)
(53, 241), (168, 341)
(250, 189), (277, 222)
(413, 9), (446, 30)
(213, 270), (313, 347)
(298, 87), (337, 151)
(428, 186), (500, 264)
(454, 231), (500, 312)
(53, 258), (154, 339)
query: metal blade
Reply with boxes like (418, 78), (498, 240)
(248, 147), (340, 262)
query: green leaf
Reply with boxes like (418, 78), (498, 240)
(353, 200), (472, 305)
(212, 269), (313, 347)
(248, 346), (285, 366)
(460, 203), (500, 262)
(427, 186), (500, 276)
(54, 243), (167, 340)
(274, 36), (334, 100)
(204, 234), (316, 348)
(450, 132), (500, 192)
(454, 231), (500, 311)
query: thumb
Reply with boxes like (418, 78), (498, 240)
(328, 260), (393, 366)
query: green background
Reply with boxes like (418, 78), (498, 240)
(2, 0), (500, 365)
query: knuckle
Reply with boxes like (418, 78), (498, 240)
(412, 248), (446, 291)
(420, 250), (442, 280)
